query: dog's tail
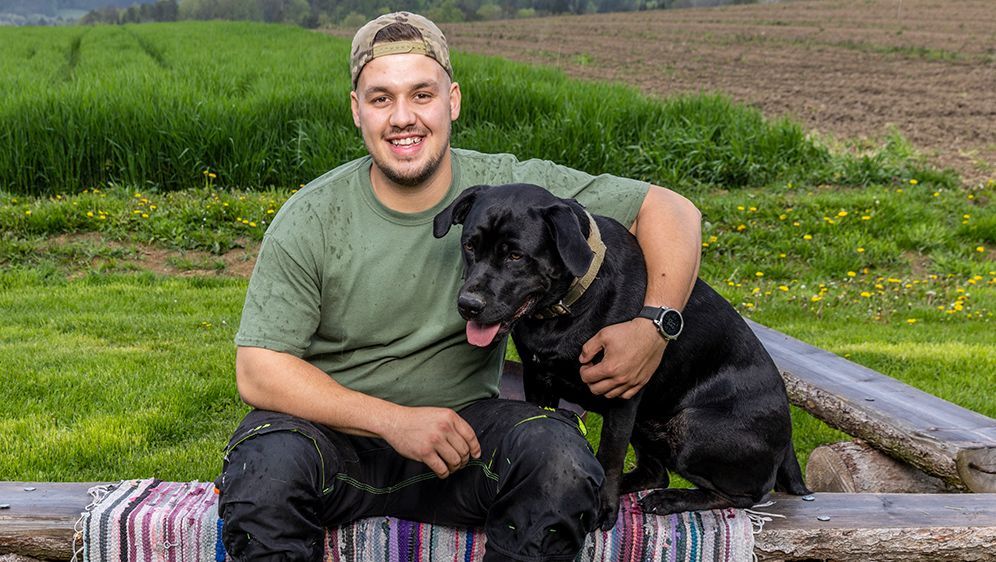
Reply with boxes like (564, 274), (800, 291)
(774, 441), (811, 495)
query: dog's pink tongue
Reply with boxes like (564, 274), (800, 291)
(466, 321), (502, 347)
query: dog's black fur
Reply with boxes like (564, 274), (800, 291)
(433, 183), (810, 530)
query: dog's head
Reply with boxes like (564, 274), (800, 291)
(433, 183), (593, 347)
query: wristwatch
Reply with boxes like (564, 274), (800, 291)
(637, 306), (683, 341)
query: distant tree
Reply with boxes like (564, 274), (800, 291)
(426, 0), (463, 22)
(476, 2), (501, 20)
(515, 7), (535, 17)
(340, 10), (366, 27)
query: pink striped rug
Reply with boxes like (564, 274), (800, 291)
(76, 479), (755, 561)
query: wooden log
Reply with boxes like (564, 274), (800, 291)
(748, 319), (996, 492)
(0, 481), (94, 561)
(806, 440), (958, 493)
(756, 492), (996, 561)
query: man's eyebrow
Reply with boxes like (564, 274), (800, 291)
(362, 81), (439, 97)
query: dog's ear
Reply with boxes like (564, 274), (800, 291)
(433, 185), (488, 238)
(544, 203), (593, 278)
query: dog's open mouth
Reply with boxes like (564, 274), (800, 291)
(465, 297), (536, 347)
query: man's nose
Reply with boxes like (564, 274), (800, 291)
(458, 293), (486, 318)
(390, 99), (416, 129)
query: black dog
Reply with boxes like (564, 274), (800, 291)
(433, 183), (810, 530)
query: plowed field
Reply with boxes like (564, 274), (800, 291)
(429, 0), (995, 184)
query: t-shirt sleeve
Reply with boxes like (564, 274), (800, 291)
(509, 157), (650, 227)
(234, 234), (321, 356)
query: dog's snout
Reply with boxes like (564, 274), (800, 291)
(458, 293), (486, 317)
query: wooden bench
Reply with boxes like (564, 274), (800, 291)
(747, 319), (996, 493)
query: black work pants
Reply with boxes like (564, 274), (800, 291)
(217, 399), (604, 561)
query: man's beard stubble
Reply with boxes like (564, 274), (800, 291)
(370, 126), (450, 188)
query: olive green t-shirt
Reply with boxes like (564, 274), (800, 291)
(235, 148), (649, 411)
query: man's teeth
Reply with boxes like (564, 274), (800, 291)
(391, 137), (422, 146)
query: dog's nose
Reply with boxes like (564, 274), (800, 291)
(458, 293), (486, 318)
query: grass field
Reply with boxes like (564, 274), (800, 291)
(1, 21), (993, 483)
(0, 21), (939, 195)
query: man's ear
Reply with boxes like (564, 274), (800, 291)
(544, 203), (593, 278)
(350, 90), (361, 128)
(433, 185), (488, 238)
(449, 81), (461, 122)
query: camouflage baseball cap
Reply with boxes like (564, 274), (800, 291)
(350, 12), (452, 89)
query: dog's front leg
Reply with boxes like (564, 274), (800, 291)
(594, 396), (641, 531)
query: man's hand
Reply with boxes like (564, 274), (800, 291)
(579, 318), (665, 399)
(381, 406), (482, 478)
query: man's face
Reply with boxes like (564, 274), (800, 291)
(351, 53), (461, 188)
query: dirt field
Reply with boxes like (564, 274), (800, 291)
(420, 0), (995, 185)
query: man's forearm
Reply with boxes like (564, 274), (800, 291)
(235, 345), (398, 438)
(630, 185), (702, 311)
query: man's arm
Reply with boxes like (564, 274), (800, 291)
(578, 185), (702, 399)
(236, 346), (481, 478)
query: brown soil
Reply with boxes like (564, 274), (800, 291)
(46, 232), (258, 279)
(412, 0), (995, 184)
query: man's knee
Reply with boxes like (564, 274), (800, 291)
(219, 430), (331, 561)
(502, 414), (604, 503)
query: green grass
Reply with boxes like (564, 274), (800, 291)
(0, 21), (944, 196)
(2, 174), (991, 482)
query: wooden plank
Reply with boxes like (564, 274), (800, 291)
(0, 481), (97, 560)
(756, 492), (996, 561)
(748, 319), (996, 492)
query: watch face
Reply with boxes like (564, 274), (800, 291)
(660, 309), (683, 337)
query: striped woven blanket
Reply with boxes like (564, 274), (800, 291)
(76, 479), (755, 561)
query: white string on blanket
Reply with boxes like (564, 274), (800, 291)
(70, 482), (120, 562)
(744, 500), (785, 562)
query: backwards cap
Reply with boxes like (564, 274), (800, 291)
(350, 12), (452, 89)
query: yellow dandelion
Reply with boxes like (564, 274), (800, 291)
(857, 247), (865, 253)
(837, 210), (848, 218)
(87, 211), (94, 218)
(847, 271), (857, 277)
(24, 210), (31, 216)
(749, 206), (757, 212)
(977, 246), (986, 253)
(860, 291), (872, 298)
(906, 318), (917, 324)
(792, 221), (801, 227)
(778, 285), (789, 292)
(909, 179), (918, 185)
(737, 205), (745, 211)
(736, 224), (746, 231)
(933, 192), (940, 197)
(810, 295), (822, 302)
(755, 271), (764, 278)
(727, 281), (735, 286)
(803, 234), (813, 240)
(249, 222), (257, 227)
(744, 302), (755, 309)
(861, 215), (871, 220)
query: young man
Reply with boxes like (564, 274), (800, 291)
(218, 12), (702, 562)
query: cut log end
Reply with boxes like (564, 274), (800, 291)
(806, 440), (959, 493)
(958, 448), (996, 493)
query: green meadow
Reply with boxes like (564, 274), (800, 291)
(1, 22), (993, 482)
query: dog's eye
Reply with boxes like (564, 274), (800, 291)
(463, 242), (474, 253)
(507, 252), (523, 261)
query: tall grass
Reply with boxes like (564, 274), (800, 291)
(0, 21), (943, 195)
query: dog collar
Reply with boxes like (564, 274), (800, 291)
(534, 211), (606, 319)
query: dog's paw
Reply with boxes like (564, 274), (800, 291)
(596, 490), (620, 531)
(637, 491), (675, 516)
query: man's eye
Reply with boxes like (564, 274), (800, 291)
(507, 252), (522, 261)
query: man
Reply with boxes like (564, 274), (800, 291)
(218, 11), (702, 562)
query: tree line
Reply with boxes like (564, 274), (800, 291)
(78, 0), (756, 27)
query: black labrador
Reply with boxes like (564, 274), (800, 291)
(433, 183), (810, 530)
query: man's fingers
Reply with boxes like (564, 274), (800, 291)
(454, 419), (482, 459)
(579, 334), (605, 364)
(424, 454), (450, 479)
